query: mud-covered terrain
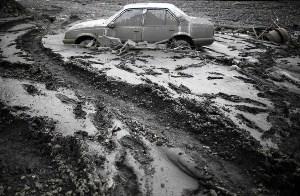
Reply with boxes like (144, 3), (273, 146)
(1, 0), (300, 195)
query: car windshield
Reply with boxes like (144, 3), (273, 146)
(106, 8), (124, 24)
(172, 6), (188, 17)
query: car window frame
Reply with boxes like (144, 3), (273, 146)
(112, 8), (144, 26)
(143, 8), (179, 26)
(109, 7), (180, 27)
(165, 9), (179, 26)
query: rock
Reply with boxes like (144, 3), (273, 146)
(264, 28), (289, 44)
(22, 84), (42, 96)
(73, 103), (87, 119)
(230, 65), (240, 71)
(209, 189), (218, 196)
(75, 130), (89, 138)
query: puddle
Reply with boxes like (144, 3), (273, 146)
(0, 23), (35, 63)
(0, 77), (98, 136)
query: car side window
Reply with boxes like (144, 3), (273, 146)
(144, 9), (165, 26)
(114, 9), (143, 26)
(166, 10), (178, 25)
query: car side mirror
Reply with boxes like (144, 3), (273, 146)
(108, 22), (115, 28)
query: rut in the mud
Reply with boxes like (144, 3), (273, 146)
(10, 22), (299, 195)
(1, 0), (300, 195)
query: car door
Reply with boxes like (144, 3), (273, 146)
(143, 9), (179, 43)
(108, 8), (143, 42)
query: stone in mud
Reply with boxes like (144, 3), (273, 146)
(73, 103), (87, 119)
(74, 130), (88, 138)
(22, 84), (43, 96)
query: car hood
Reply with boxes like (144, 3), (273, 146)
(69, 19), (107, 30)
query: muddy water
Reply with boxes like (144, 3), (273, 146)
(0, 24), (35, 63)
(0, 77), (97, 136)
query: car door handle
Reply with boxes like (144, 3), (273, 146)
(133, 30), (140, 32)
(169, 29), (175, 32)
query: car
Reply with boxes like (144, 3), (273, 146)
(63, 3), (214, 48)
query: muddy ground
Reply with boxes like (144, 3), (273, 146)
(1, 0), (300, 196)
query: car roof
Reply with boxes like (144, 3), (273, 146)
(123, 3), (187, 17)
(124, 3), (177, 9)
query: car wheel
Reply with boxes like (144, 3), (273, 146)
(78, 38), (96, 48)
(168, 38), (192, 50)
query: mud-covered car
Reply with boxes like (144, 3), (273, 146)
(63, 3), (214, 47)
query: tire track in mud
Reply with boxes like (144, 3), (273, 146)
(0, 18), (298, 195)
(12, 23), (258, 195)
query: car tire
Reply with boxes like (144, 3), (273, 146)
(168, 38), (192, 50)
(78, 38), (96, 48)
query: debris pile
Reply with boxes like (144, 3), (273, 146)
(94, 35), (167, 55)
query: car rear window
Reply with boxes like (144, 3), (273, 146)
(144, 9), (178, 26)
(114, 9), (143, 26)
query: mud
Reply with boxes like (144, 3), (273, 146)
(1, 0), (300, 195)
